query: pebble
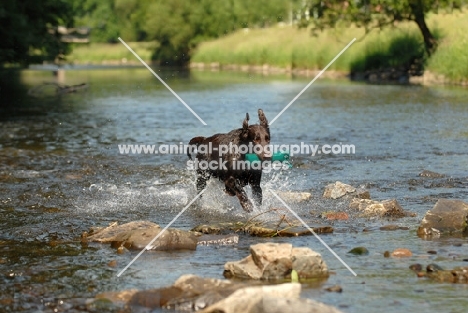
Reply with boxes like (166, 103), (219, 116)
(325, 285), (343, 292)
(391, 248), (412, 257)
(348, 247), (369, 256)
(427, 250), (437, 255)
(324, 212), (349, 220)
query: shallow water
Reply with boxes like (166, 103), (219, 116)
(1, 67), (468, 312)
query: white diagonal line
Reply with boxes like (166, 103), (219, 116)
(117, 189), (206, 277)
(269, 189), (357, 276)
(118, 37), (207, 126)
(269, 38), (356, 125)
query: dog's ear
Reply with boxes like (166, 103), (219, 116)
(258, 109), (268, 128)
(242, 113), (249, 139)
(243, 113), (249, 129)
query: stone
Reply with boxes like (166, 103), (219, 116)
(349, 198), (412, 217)
(323, 181), (356, 199)
(417, 199), (468, 237)
(192, 224), (222, 234)
(322, 212), (349, 220)
(196, 234), (239, 246)
(87, 221), (198, 251)
(354, 188), (371, 199)
(391, 248), (412, 257)
(200, 284), (343, 313)
(348, 247), (369, 256)
(276, 191), (312, 202)
(244, 224), (333, 237)
(224, 243), (328, 280)
(419, 170), (445, 178)
(324, 285), (343, 293)
(292, 247), (329, 278)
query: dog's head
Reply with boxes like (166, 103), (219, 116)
(241, 109), (271, 161)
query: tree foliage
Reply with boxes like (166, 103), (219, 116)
(298, 0), (465, 55)
(0, 0), (74, 66)
(72, 0), (294, 65)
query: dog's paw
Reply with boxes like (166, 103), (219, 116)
(241, 201), (254, 213)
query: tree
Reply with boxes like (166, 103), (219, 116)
(0, 0), (74, 66)
(298, 0), (464, 55)
(142, 0), (291, 65)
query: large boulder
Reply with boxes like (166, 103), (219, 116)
(87, 221), (198, 251)
(223, 243), (328, 280)
(200, 284), (343, 313)
(417, 199), (468, 237)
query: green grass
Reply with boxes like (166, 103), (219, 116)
(67, 42), (157, 64)
(191, 12), (468, 81)
(191, 26), (365, 71)
(426, 12), (468, 81)
(191, 24), (429, 72)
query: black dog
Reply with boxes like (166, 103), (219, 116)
(187, 109), (271, 212)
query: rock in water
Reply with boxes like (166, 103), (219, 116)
(200, 283), (343, 313)
(323, 181), (356, 199)
(275, 191), (312, 202)
(87, 220), (198, 251)
(391, 248), (412, 257)
(417, 199), (468, 237)
(419, 170), (445, 178)
(223, 243), (328, 280)
(349, 198), (412, 217)
(348, 247), (369, 256)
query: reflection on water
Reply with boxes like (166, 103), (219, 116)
(0, 67), (467, 312)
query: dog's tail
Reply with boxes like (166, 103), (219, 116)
(187, 136), (205, 160)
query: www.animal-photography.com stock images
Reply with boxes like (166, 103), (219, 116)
(1, 1), (468, 312)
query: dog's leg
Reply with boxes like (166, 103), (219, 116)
(196, 170), (210, 194)
(224, 186), (236, 196)
(249, 172), (263, 207)
(226, 177), (253, 212)
(251, 184), (262, 207)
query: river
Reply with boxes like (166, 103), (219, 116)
(0, 67), (467, 312)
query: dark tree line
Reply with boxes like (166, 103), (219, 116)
(0, 0), (74, 66)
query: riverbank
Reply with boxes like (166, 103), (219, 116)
(190, 12), (468, 85)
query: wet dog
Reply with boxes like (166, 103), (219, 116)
(187, 109), (270, 212)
